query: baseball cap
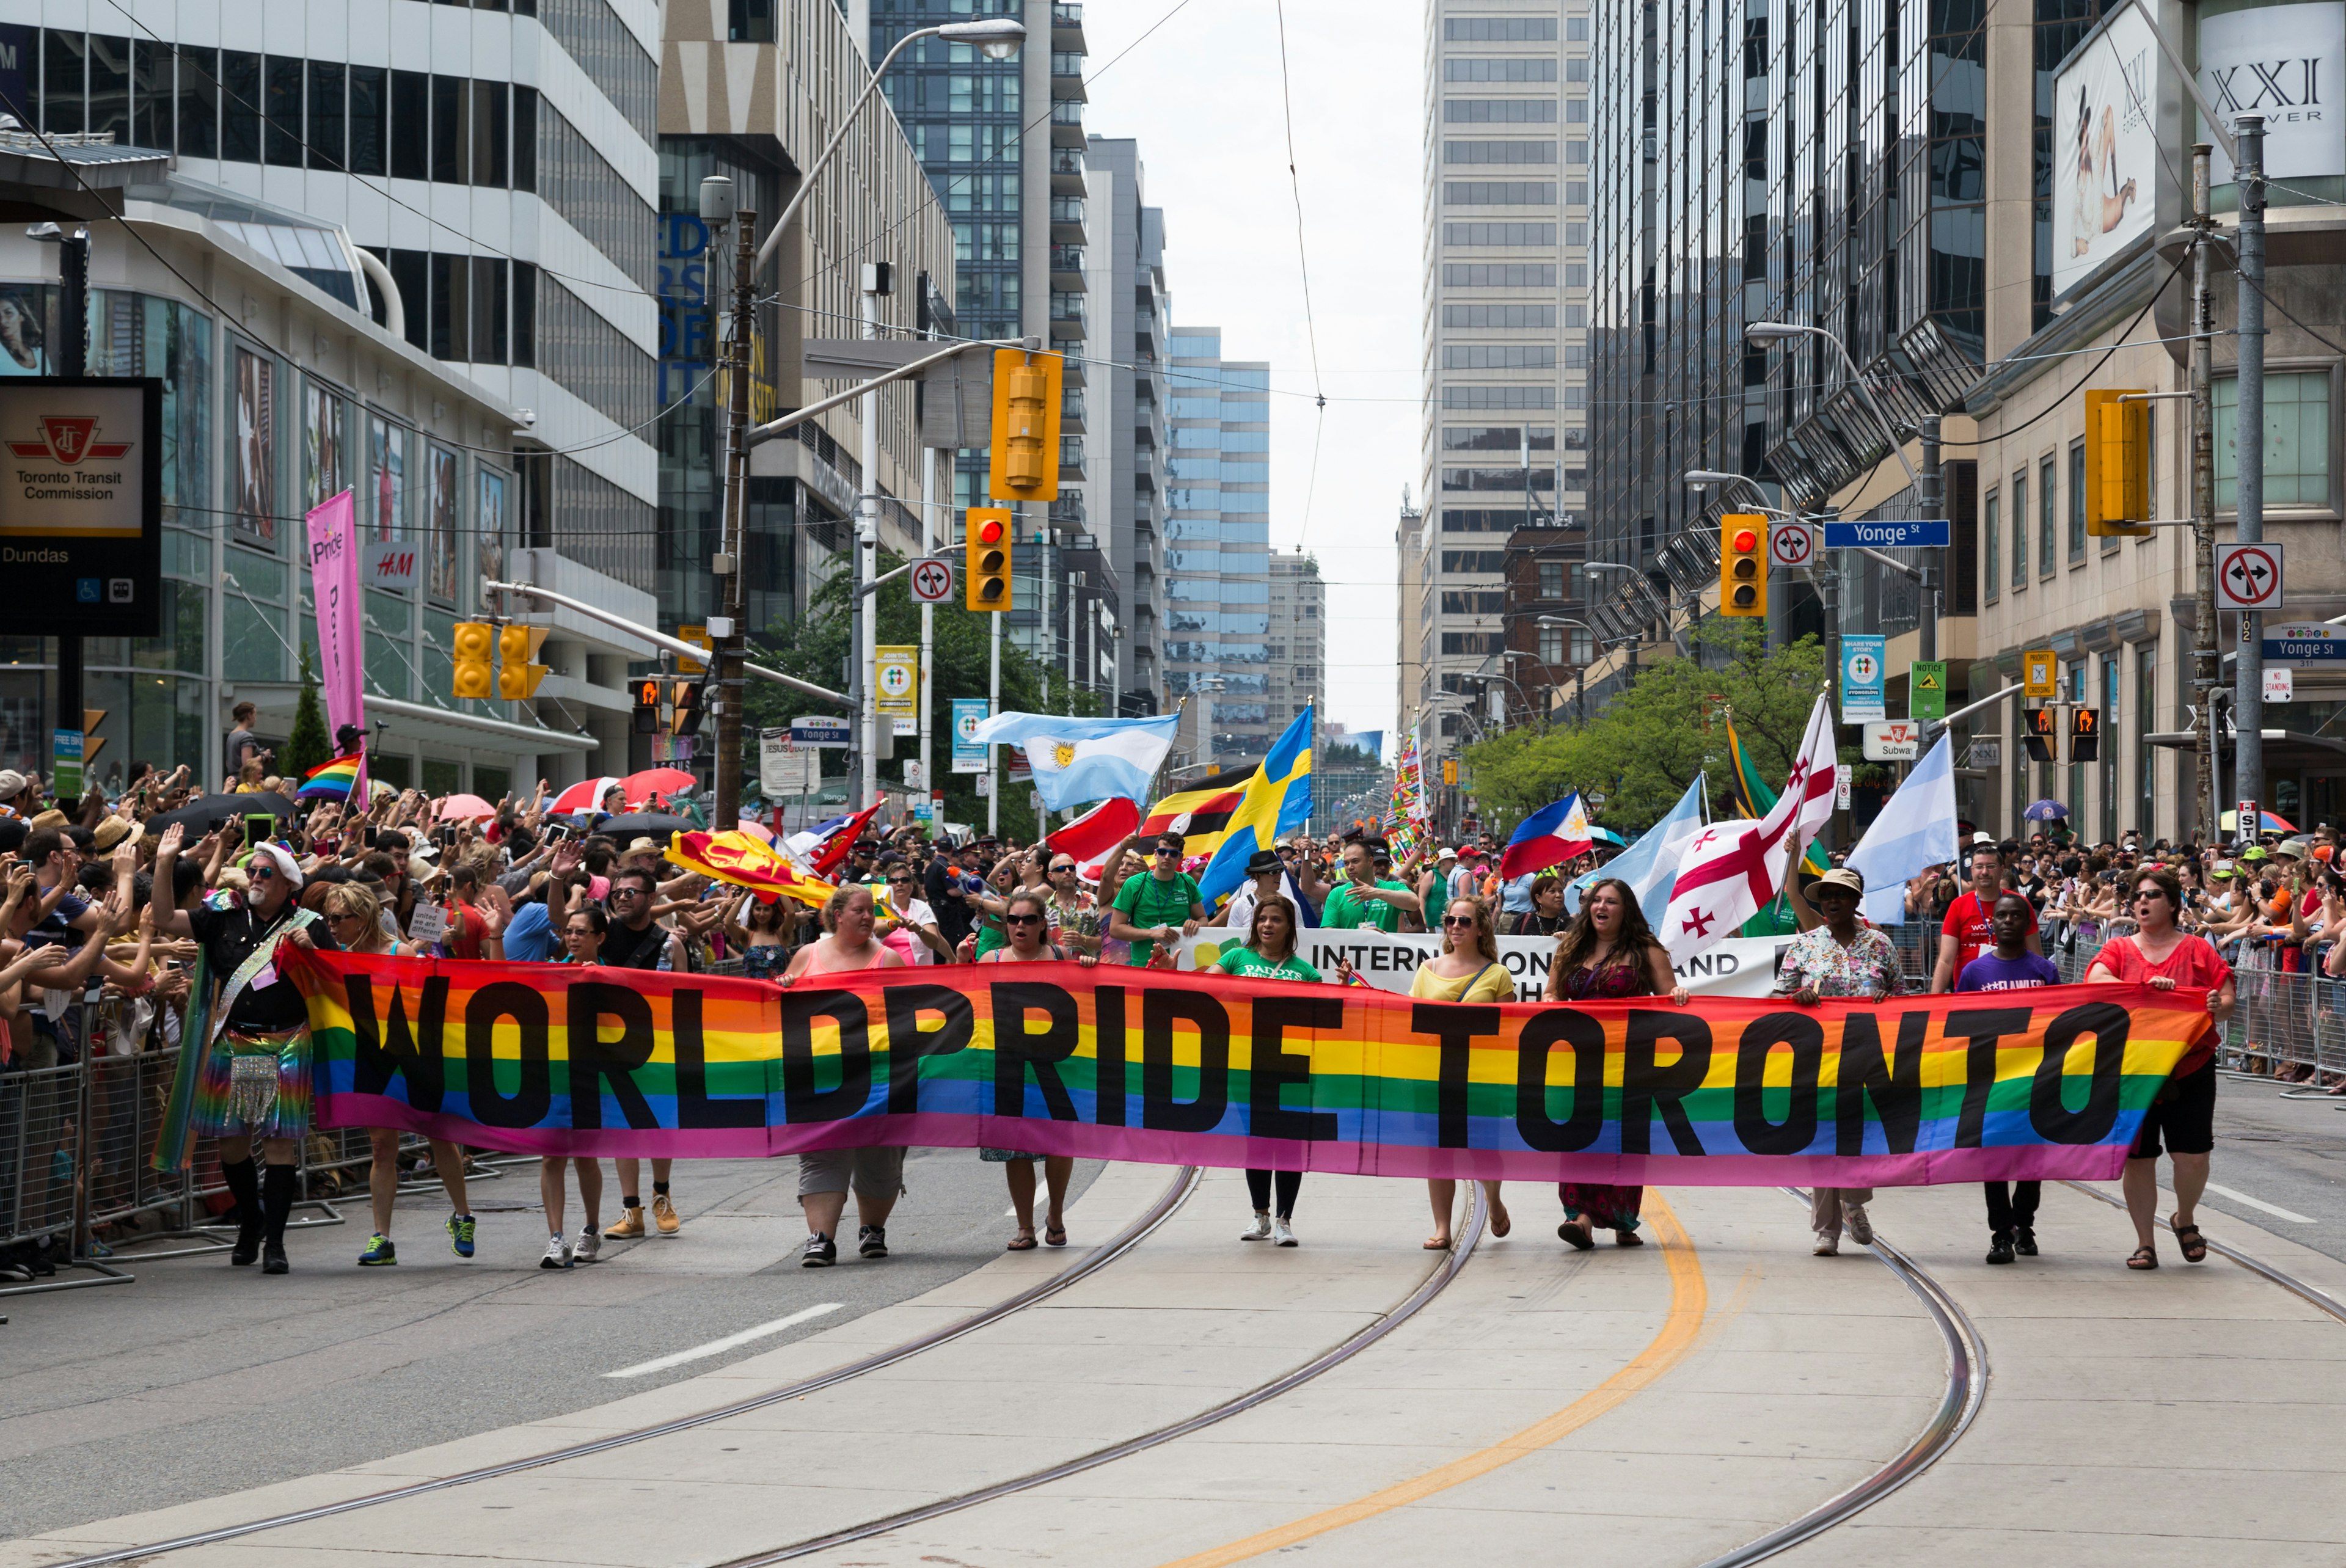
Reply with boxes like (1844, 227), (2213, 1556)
(2242, 846), (2270, 862)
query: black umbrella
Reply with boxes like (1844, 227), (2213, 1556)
(146, 792), (299, 838)
(593, 811), (696, 842)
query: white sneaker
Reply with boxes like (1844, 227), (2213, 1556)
(1813, 1233), (1839, 1256)
(540, 1234), (572, 1269)
(1843, 1203), (1874, 1245)
(1271, 1218), (1299, 1248)
(572, 1231), (602, 1264)
(1238, 1212), (1272, 1241)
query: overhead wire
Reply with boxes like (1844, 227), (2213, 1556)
(1270, 0), (1329, 546)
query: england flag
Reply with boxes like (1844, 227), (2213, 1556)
(1660, 694), (1838, 960)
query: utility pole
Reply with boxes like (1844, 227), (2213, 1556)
(53, 225), (89, 795)
(710, 180), (753, 830)
(2190, 142), (2220, 843)
(855, 268), (887, 811)
(1917, 414), (1941, 665)
(1815, 499), (1843, 855)
(918, 444), (937, 833)
(2232, 115), (2268, 842)
(988, 504), (1006, 837)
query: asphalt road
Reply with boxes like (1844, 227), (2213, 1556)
(2198, 1077), (2346, 1263)
(0, 1148), (1101, 1542)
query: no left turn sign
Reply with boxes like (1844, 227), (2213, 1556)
(2216, 542), (2283, 610)
(910, 558), (955, 602)
(1769, 523), (1816, 570)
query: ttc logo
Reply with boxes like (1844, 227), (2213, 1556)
(9, 416), (133, 465)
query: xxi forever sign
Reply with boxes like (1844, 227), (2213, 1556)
(0, 377), (163, 637)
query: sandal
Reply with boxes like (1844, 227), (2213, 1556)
(1043, 1225), (1067, 1248)
(1006, 1231), (1038, 1252)
(1423, 1234), (1451, 1250)
(1488, 1203), (1511, 1239)
(1557, 1218), (1595, 1251)
(2170, 1216), (2208, 1263)
(1614, 1230), (1645, 1247)
(2126, 1244), (2159, 1271)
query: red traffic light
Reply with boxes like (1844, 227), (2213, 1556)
(1731, 527), (1759, 553)
(974, 516), (1004, 545)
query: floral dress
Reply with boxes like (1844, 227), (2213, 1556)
(1554, 954), (1651, 1233)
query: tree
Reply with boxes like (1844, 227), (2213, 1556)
(284, 646), (333, 782)
(742, 549), (1105, 841)
(1463, 622), (1840, 837)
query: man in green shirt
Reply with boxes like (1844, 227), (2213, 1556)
(1322, 839), (1422, 932)
(1108, 833), (1207, 965)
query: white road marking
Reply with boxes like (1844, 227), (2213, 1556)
(2203, 1183), (2317, 1225)
(605, 1304), (843, 1378)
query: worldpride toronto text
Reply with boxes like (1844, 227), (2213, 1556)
(297, 952), (2199, 1182)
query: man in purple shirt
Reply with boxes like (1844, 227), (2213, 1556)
(1955, 891), (2062, 1264)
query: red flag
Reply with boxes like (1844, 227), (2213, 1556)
(808, 802), (882, 879)
(1045, 797), (1140, 880)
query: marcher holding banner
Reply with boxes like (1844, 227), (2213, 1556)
(1413, 896), (1516, 1248)
(1543, 878), (1687, 1250)
(1213, 893), (1355, 1247)
(978, 889), (1089, 1250)
(781, 884), (909, 1268)
(1771, 867), (1900, 1255)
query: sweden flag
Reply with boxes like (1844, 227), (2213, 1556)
(1194, 706), (1315, 911)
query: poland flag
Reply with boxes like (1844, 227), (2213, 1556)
(1660, 694), (1837, 960)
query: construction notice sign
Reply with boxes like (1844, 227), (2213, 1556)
(1909, 660), (1946, 721)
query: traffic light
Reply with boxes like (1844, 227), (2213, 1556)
(451, 622), (495, 700)
(496, 624), (550, 700)
(965, 506), (1012, 611)
(2085, 388), (2152, 538)
(1718, 512), (1767, 616)
(2023, 707), (2056, 764)
(2070, 706), (2100, 762)
(669, 678), (704, 737)
(632, 677), (663, 735)
(987, 349), (1063, 501)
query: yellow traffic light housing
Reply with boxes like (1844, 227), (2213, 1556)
(496, 624), (551, 700)
(965, 506), (1012, 612)
(2069, 706), (2100, 763)
(2085, 388), (2152, 538)
(669, 679), (704, 737)
(632, 677), (663, 735)
(987, 349), (1063, 501)
(2023, 707), (2056, 763)
(1718, 512), (1767, 616)
(451, 622), (496, 700)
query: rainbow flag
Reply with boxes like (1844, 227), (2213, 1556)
(288, 946), (2206, 1186)
(297, 753), (365, 800)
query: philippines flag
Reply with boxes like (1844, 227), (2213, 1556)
(1661, 694), (1837, 960)
(1499, 791), (1592, 879)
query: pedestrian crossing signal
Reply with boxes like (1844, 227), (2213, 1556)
(632, 678), (663, 735)
(670, 679), (704, 737)
(496, 625), (551, 700)
(2070, 707), (2100, 763)
(2024, 707), (2056, 764)
(451, 622), (495, 700)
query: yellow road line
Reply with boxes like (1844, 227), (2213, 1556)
(1157, 1191), (1709, 1568)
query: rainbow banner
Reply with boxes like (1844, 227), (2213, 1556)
(298, 753), (365, 801)
(286, 949), (2207, 1185)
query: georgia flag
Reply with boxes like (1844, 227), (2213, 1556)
(1661, 694), (1838, 960)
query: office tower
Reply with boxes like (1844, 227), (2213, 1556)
(0, 6), (665, 789)
(861, 0), (1095, 676)
(656, 0), (955, 654)
(1083, 135), (1169, 714)
(1417, 0), (1589, 763)
(1397, 490), (1427, 739)
(1165, 326), (1274, 766)
(1266, 550), (1325, 733)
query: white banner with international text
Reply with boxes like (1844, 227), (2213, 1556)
(1170, 928), (1791, 1001)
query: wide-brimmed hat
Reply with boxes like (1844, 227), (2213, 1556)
(1811, 867), (1865, 897)
(27, 809), (67, 832)
(625, 836), (662, 856)
(1245, 848), (1281, 877)
(90, 815), (143, 851)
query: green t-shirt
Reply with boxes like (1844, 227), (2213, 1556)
(1113, 870), (1201, 965)
(1215, 947), (1323, 984)
(1324, 878), (1410, 932)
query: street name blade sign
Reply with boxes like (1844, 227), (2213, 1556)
(1823, 518), (1951, 550)
(790, 715), (852, 748)
(2262, 624), (2345, 665)
(2216, 542), (2284, 610)
(1768, 522), (1816, 570)
(909, 559), (954, 603)
(1862, 720), (1923, 761)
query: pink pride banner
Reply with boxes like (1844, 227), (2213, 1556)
(304, 488), (366, 776)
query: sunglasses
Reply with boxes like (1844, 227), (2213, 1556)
(1441, 914), (1477, 928)
(1154, 847), (1180, 856)
(886, 877), (912, 886)
(248, 864), (276, 882)
(1050, 864), (1076, 873)
(1005, 912), (1045, 925)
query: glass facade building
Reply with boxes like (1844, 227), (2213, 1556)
(1164, 327), (1273, 762)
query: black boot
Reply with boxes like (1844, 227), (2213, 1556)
(221, 1158), (263, 1265)
(260, 1163), (296, 1275)
(2012, 1227), (2038, 1257)
(1986, 1231), (2015, 1266)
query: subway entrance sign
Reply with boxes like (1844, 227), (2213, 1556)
(1822, 519), (1950, 550)
(0, 377), (163, 636)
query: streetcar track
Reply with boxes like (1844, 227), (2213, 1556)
(38, 1165), (1204, 1568)
(2058, 1178), (2346, 1323)
(714, 1185), (1491, 1567)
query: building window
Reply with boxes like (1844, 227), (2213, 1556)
(230, 346), (277, 550)
(1983, 490), (1998, 602)
(2069, 440), (2087, 561)
(2102, 654), (2119, 841)
(1538, 560), (1565, 599)
(2137, 641), (2157, 835)
(2011, 472), (2027, 589)
(2215, 370), (2333, 508)
(1539, 624), (1564, 662)
(2037, 457), (2055, 577)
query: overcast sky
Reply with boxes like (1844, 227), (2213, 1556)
(1083, 0), (1421, 745)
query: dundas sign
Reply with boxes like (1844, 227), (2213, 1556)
(0, 378), (163, 637)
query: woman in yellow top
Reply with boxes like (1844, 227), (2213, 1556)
(1412, 895), (1515, 1249)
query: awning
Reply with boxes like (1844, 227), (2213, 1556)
(247, 690), (596, 757)
(0, 131), (170, 221)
